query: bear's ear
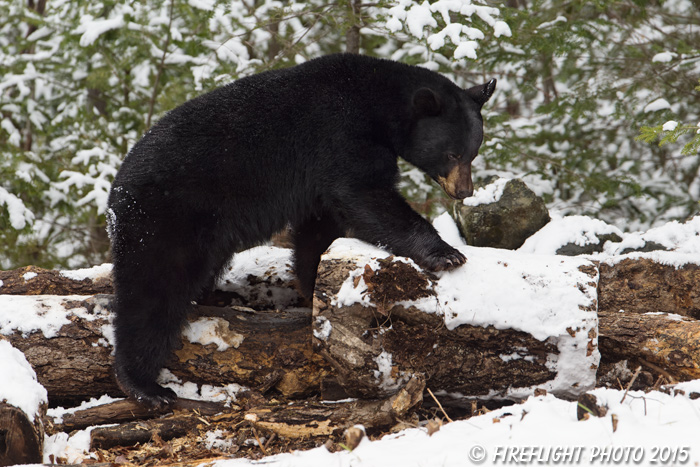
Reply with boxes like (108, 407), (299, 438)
(412, 88), (442, 117)
(466, 78), (497, 108)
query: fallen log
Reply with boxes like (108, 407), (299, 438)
(598, 258), (700, 319)
(0, 295), (329, 403)
(0, 265), (113, 296)
(0, 402), (43, 467)
(312, 240), (600, 401)
(78, 376), (423, 449)
(598, 310), (700, 385)
(90, 414), (204, 450)
(53, 398), (228, 433)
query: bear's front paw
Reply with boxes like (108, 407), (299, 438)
(418, 246), (466, 272)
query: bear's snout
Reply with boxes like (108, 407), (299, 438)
(437, 164), (473, 200)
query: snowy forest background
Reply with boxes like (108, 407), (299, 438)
(1, 0), (699, 270)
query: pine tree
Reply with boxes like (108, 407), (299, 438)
(1, 0), (698, 268)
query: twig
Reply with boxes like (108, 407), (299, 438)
(640, 358), (676, 384)
(252, 427), (268, 456)
(620, 366), (642, 403)
(264, 432), (277, 451)
(426, 387), (453, 423)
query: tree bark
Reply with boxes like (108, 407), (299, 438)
(53, 398), (226, 433)
(345, 0), (362, 54)
(598, 309), (700, 385)
(598, 259), (700, 319)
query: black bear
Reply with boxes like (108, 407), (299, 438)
(107, 53), (496, 407)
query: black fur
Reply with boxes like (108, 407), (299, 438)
(107, 54), (495, 407)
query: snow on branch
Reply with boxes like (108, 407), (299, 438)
(384, 0), (511, 61)
(0, 187), (34, 230)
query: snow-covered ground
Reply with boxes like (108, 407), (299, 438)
(210, 383), (700, 467)
(2, 208), (700, 466)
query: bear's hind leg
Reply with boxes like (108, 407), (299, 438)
(292, 212), (344, 299)
(112, 289), (184, 408)
(111, 228), (229, 408)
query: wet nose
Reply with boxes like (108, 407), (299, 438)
(454, 187), (473, 199)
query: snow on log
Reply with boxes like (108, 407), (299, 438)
(0, 340), (47, 466)
(312, 239), (600, 401)
(0, 294), (121, 401)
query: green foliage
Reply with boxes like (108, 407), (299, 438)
(1, 0), (699, 269)
(471, 0), (700, 229)
(638, 81), (700, 156)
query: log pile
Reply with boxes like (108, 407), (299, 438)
(2, 243), (700, 464)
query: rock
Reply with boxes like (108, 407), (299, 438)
(556, 233), (623, 256)
(618, 240), (668, 255)
(453, 178), (550, 250)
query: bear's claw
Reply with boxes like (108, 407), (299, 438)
(419, 246), (467, 271)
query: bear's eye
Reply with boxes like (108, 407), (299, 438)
(447, 152), (461, 161)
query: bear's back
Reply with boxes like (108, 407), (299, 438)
(112, 54), (462, 198)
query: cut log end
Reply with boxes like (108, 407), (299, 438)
(0, 402), (44, 466)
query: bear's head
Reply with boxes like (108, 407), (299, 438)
(404, 79), (496, 200)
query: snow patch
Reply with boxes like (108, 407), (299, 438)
(0, 295), (108, 338)
(432, 212), (466, 247)
(0, 186), (34, 229)
(204, 430), (236, 451)
(652, 51), (676, 63)
(0, 340), (48, 421)
(217, 246), (298, 307)
(644, 98), (671, 112)
(373, 350), (409, 391)
(518, 214), (623, 255)
(461, 177), (509, 206)
(183, 316), (244, 351)
(493, 20), (512, 37)
(158, 369), (241, 405)
(77, 16), (125, 47)
(663, 120), (679, 131)
(189, 0), (216, 10)
(23, 271), (38, 281)
(313, 316), (332, 340)
(44, 428), (98, 464)
(60, 263), (112, 281)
